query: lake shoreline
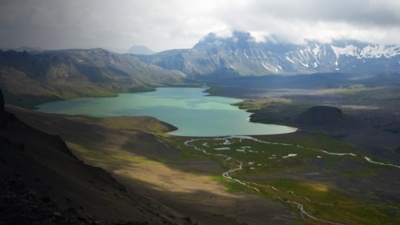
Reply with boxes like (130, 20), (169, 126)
(35, 87), (297, 137)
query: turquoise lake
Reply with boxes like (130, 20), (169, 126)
(35, 87), (297, 137)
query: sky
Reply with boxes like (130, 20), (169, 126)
(1, 0), (400, 53)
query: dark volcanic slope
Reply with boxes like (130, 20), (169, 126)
(291, 106), (361, 132)
(0, 89), (191, 225)
(250, 104), (362, 135)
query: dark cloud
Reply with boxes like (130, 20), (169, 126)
(0, 0), (399, 52)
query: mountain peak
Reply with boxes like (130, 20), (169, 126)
(126, 45), (156, 55)
(193, 31), (256, 49)
(135, 31), (400, 76)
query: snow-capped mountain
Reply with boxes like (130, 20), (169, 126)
(135, 31), (400, 77)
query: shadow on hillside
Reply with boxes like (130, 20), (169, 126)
(5, 105), (299, 225)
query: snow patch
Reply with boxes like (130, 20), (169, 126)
(261, 63), (275, 71)
(243, 49), (249, 59)
(214, 147), (230, 150)
(312, 45), (321, 56)
(283, 154), (298, 159)
(332, 44), (400, 59)
(286, 56), (295, 64)
(223, 139), (232, 145)
(300, 62), (309, 68)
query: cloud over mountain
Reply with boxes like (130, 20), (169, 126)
(1, 0), (399, 52)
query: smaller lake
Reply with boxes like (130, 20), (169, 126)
(35, 87), (297, 137)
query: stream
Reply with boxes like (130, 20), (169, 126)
(184, 135), (400, 225)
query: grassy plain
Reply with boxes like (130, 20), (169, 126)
(202, 74), (400, 224)
(173, 133), (400, 225)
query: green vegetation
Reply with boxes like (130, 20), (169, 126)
(210, 175), (259, 194)
(322, 84), (370, 96)
(172, 134), (400, 225)
(0, 49), (187, 108)
(233, 97), (293, 110)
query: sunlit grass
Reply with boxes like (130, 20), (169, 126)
(324, 87), (368, 95)
(233, 97), (293, 110)
(63, 114), (400, 225)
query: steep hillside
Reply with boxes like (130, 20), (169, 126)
(0, 48), (186, 107)
(135, 31), (400, 77)
(0, 90), (193, 225)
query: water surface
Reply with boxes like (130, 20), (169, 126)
(35, 87), (297, 136)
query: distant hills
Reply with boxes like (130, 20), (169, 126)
(126, 45), (156, 55)
(135, 31), (400, 77)
(0, 46), (43, 53)
(2, 32), (399, 107)
(0, 48), (185, 107)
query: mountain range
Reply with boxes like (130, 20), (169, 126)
(134, 31), (400, 77)
(1, 31), (400, 225)
(0, 48), (185, 107)
(1, 31), (399, 107)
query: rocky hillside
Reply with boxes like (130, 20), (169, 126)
(0, 89), (193, 225)
(135, 31), (400, 77)
(0, 48), (186, 107)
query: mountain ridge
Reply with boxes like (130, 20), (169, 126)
(135, 31), (400, 77)
(0, 48), (186, 107)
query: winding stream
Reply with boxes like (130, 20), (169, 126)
(184, 136), (400, 225)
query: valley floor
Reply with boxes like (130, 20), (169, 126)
(4, 74), (400, 225)
(7, 106), (299, 225)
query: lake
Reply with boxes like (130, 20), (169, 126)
(35, 87), (297, 136)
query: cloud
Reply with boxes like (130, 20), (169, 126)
(0, 0), (399, 52)
(213, 0), (400, 45)
(244, 0), (400, 27)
